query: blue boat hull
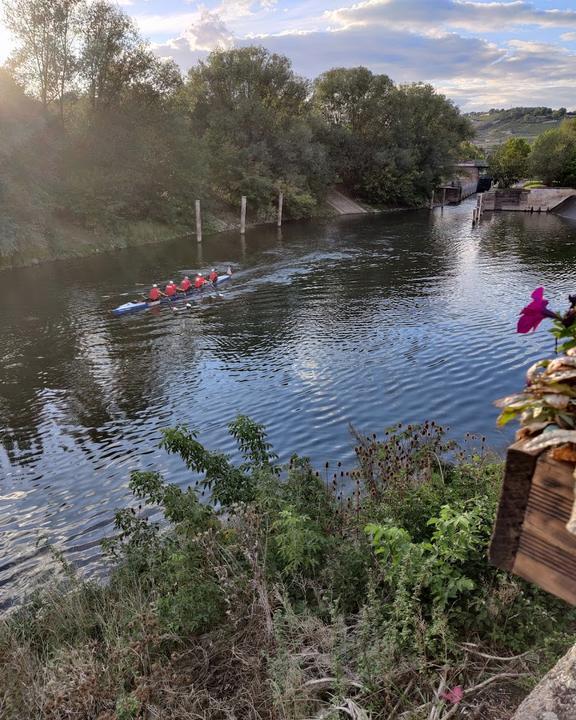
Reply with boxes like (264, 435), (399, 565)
(112, 274), (231, 316)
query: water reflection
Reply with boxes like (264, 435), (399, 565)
(1, 199), (576, 607)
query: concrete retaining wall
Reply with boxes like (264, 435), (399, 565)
(483, 188), (576, 212)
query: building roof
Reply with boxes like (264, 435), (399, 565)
(454, 160), (490, 168)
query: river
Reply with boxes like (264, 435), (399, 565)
(1, 198), (576, 607)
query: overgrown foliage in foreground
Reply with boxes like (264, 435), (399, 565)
(1, 420), (575, 719)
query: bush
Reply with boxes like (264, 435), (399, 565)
(1, 419), (575, 719)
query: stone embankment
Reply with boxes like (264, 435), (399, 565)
(326, 190), (369, 215)
(512, 643), (576, 720)
(482, 188), (576, 213)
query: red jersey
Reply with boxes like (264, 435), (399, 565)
(194, 276), (207, 289)
(209, 271), (218, 283)
(165, 283), (177, 297)
(149, 287), (161, 301)
(180, 278), (191, 292)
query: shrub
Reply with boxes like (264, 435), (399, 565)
(1, 419), (575, 720)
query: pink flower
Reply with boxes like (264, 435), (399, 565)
(517, 287), (557, 334)
(441, 686), (464, 704)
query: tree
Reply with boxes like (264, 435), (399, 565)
(458, 140), (486, 161)
(313, 70), (471, 206)
(489, 137), (531, 188)
(2, 0), (83, 119)
(530, 121), (576, 187)
(184, 47), (331, 216)
(77, 1), (179, 113)
(313, 66), (396, 136)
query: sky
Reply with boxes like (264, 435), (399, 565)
(3, 0), (576, 110)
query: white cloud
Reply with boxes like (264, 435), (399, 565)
(561, 31), (576, 40)
(155, 14), (576, 111)
(133, 12), (199, 36)
(185, 10), (234, 50)
(327, 0), (576, 33)
(216, 0), (277, 21)
(153, 9), (234, 64)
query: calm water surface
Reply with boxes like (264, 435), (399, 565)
(2, 199), (576, 607)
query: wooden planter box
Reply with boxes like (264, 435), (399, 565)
(490, 441), (576, 605)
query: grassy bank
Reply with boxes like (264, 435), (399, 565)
(1, 420), (574, 719)
(0, 218), (195, 271)
(0, 200), (341, 272)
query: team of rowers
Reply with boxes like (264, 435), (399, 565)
(146, 266), (232, 302)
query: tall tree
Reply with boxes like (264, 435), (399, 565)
(184, 47), (330, 215)
(313, 69), (471, 205)
(489, 137), (531, 188)
(77, 0), (139, 112)
(313, 67), (396, 136)
(77, 1), (178, 113)
(530, 121), (576, 187)
(2, 0), (82, 118)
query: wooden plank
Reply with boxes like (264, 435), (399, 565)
(491, 445), (576, 604)
(513, 532), (576, 605)
(489, 441), (542, 570)
(533, 455), (575, 500)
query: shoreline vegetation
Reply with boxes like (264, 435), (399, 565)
(1, 0), (472, 271)
(2, 419), (575, 719)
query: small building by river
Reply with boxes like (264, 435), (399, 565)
(433, 160), (491, 205)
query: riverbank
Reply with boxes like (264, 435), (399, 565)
(2, 419), (574, 720)
(0, 188), (428, 272)
(0, 199), (345, 272)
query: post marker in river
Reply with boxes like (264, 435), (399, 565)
(195, 199), (202, 243)
(240, 195), (247, 235)
(278, 191), (284, 227)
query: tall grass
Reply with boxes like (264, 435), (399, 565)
(1, 419), (574, 719)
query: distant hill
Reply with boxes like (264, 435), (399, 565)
(466, 107), (576, 150)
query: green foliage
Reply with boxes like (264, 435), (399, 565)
(272, 508), (328, 575)
(184, 47), (332, 219)
(467, 106), (572, 150)
(458, 140), (486, 160)
(530, 120), (576, 187)
(159, 417), (276, 505)
(489, 137), (531, 188)
(0, 22), (475, 261)
(116, 693), (140, 720)
(313, 68), (472, 206)
(2, 417), (576, 719)
(367, 501), (484, 612)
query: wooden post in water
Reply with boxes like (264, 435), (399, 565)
(240, 196), (247, 235)
(277, 191), (284, 227)
(441, 188), (446, 213)
(195, 199), (202, 243)
(430, 190), (435, 210)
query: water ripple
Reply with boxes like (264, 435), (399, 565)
(1, 200), (576, 607)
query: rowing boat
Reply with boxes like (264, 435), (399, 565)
(112, 274), (232, 316)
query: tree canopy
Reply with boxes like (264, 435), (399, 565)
(489, 138), (531, 188)
(1, 0), (476, 263)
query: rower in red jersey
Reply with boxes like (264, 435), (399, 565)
(165, 280), (177, 297)
(209, 268), (218, 285)
(148, 284), (162, 301)
(177, 276), (192, 293)
(194, 273), (207, 290)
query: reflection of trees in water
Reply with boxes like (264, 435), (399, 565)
(4, 207), (573, 468)
(0, 230), (259, 464)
